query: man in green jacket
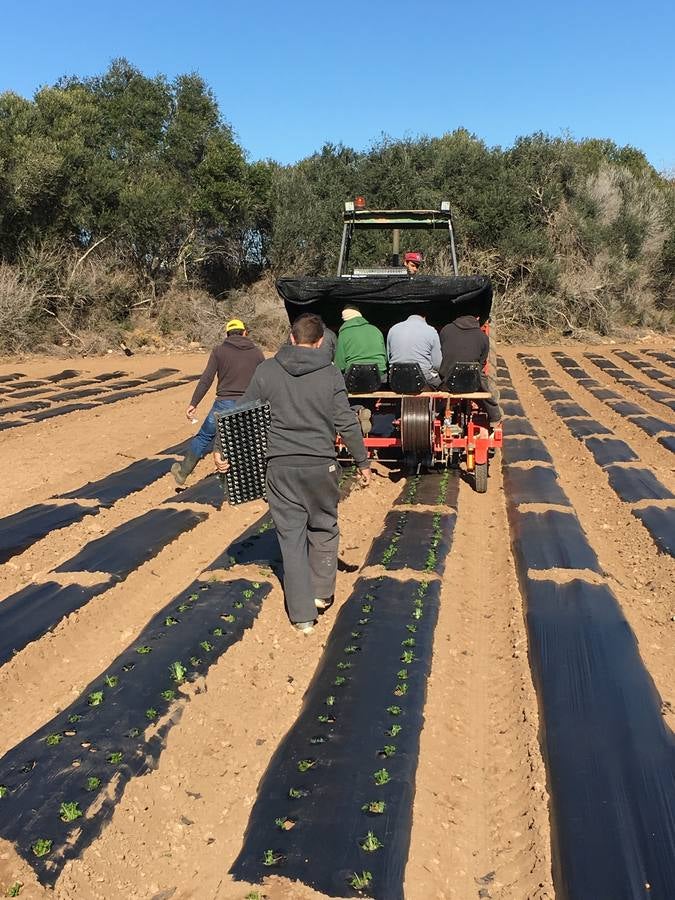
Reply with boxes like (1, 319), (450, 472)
(334, 306), (387, 382)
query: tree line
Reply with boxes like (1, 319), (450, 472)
(0, 59), (673, 351)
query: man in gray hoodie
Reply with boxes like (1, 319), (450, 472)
(214, 313), (371, 633)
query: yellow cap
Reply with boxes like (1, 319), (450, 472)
(226, 318), (246, 333)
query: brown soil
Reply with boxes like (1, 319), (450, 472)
(1, 342), (673, 899)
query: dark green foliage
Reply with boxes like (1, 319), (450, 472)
(0, 60), (672, 350)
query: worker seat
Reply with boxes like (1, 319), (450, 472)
(344, 364), (382, 394)
(389, 363), (427, 395)
(444, 362), (482, 393)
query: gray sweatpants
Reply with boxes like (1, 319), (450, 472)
(266, 458), (340, 624)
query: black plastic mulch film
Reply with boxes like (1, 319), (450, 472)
(520, 355), (675, 556)
(0, 502), (99, 565)
(0, 578), (271, 885)
(55, 508), (208, 578)
(230, 476), (456, 898)
(230, 577), (440, 900)
(499, 360), (675, 899)
(0, 581), (110, 666)
(614, 350), (675, 390)
(364, 509), (456, 573)
(585, 353), (675, 413)
(60, 457), (177, 506)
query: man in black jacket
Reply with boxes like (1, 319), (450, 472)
(172, 318), (264, 485)
(439, 315), (502, 426)
(214, 313), (371, 634)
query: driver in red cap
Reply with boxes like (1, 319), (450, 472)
(404, 251), (423, 276)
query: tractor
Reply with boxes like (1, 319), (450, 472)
(276, 198), (502, 492)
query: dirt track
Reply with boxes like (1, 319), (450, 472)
(0, 342), (673, 899)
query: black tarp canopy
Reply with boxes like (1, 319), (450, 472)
(277, 275), (492, 336)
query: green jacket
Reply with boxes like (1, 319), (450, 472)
(335, 317), (387, 378)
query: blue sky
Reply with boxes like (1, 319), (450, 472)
(1, 0), (674, 172)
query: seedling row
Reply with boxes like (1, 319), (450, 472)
(0, 577), (270, 884)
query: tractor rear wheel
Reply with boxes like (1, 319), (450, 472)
(474, 462), (488, 493)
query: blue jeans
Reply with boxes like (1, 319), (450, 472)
(188, 398), (237, 459)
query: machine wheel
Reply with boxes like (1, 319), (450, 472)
(400, 396), (433, 455)
(474, 462), (488, 493)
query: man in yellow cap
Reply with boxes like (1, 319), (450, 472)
(172, 318), (264, 485)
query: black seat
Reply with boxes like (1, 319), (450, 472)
(344, 364), (382, 394)
(389, 363), (427, 394)
(444, 362), (482, 393)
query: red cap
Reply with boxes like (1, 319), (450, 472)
(404, 252), (423, 264)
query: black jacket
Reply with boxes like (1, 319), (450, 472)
(439, 316), (488, 381)
(229, 345), (369, 468)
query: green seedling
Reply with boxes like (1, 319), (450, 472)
(309, 735), (327, 744)
(169, 661), (187, 684)
(297, 759), (316, 773)
(387, 724), (402, 737)
(233, 600), (244, 609)
(373, 768), (390, 786)
(351, 631), (362, 639)
(412, 608), (423, 620)
(104, 675), (118, 688)
(7, 882), (22, 897)
(122, 663), (135, 672)
(177, 603), (190, 612)
(387, 705), (402, 716)
(0, 785), (8, 798)
(360, 830), (383, 852)
(288, 787), (308, 799)
(252, 582), (261, 589)
(88, 691), (104, 706)
(161, 689), (176, 701)
(262, 849), (283, 867)
(189, 592), (199, 601)
(242, 589), (254, 599)
(164, 616), (179, 627)
(401, 650), (414, 664)
(136, 645), (152, 655)
(59, 801), (82, 823)
(358, 618), (370, 626)
(189, 656), (201, 667)
(334, 676), (346, 686)
(344, 645), (358, 654)
(397, 669), (408, 680)
(146, 708), (158, 721)
(325, 695), (335, 707)
(245, 893), (263, 900)
(317, 714), (333, 724)
(401, 637), (415, 648)
(127, 727), (141, 738)
(349, 871), (372, 890)
(379, 745), (396, 758)
(199, 640), (214, 652)
(86, 776), (101, 792)
(274, 816), (295, 831)
(212, 627), (224, 636)
(336, 661), (352, 670)
(361, 800), (385, 814)
(361, 604), (373, 614)
(68, 714), (83, 723)
(394, 683), (408, 696)
(221, 614), (235, 623)
(406, 624), (417, 634)
(45, 733), (62, 747)
(107, 752), (123, 765)
(31, 839), (52, 858)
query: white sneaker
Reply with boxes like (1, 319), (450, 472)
(315, 598), (333, 611)
(293, 621), (315, 634)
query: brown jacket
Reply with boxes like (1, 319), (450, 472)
(190, 335), (264, 406)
